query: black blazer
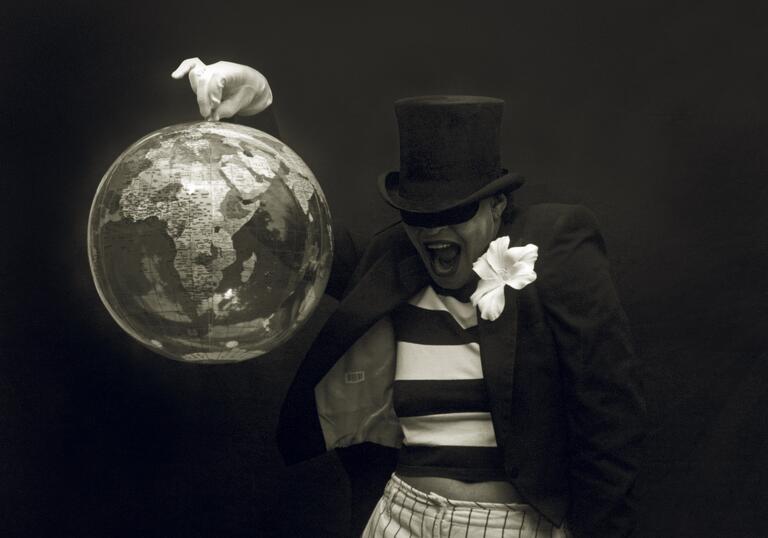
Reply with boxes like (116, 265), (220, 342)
(277, 203), (646, 538)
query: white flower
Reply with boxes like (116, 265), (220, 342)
(470, 237), (538, 321)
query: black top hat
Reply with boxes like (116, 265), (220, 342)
(378, 95), (524, 213)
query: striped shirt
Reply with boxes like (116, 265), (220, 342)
(391, 286), (507, 482)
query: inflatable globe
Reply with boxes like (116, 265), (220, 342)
(88, 122), (333, 362)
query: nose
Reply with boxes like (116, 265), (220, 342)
(422, 225), (448, 235)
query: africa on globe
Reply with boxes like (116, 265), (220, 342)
(88, 122), (333, 363)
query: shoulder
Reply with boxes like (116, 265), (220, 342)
(368, 220), (410, 248)
(501, 203), (604, 261)
(358, 220), (414, 261)
(517, 203), (601, 241)
(343, 220), (415, 291)
(510, 203), (609, 282)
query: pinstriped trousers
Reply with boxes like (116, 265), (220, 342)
(362, 474), (568, 538)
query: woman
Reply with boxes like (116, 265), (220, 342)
(173, 59), (646, 538)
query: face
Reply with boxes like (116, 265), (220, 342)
(403, 194), (507, 290)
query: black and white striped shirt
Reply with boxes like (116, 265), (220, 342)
(392, 286), (506, 482)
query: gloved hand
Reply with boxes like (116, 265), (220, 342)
(171, 58), (273, 121)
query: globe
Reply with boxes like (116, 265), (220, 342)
(88, 121), (333, 363)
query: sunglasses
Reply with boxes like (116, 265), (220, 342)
(400, 201), (480, 228)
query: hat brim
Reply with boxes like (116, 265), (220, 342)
(377, 169), (525, 213)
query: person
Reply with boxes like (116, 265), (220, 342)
(173, 58), (646, 538)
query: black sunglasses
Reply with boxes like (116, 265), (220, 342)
(400, 201), (480, 228)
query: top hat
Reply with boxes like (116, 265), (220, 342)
(378, 95), (524, 213)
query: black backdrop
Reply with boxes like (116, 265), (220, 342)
(2, 2), (767, 536)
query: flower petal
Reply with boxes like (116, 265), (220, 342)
(501, 244), (538, 269)
(497, 244), (538, 290)
(477, 286), (506, 321)
(472, 254), (499, 281)
(519, 243), (539, 263)
(470, 277), (503, 306)
(504, 265), (537, 290)
(485, 236), (511, 273)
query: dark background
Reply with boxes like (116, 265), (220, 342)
(2, 1), (767, 536)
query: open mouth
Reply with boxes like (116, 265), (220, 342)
(424, 241), (462, 277)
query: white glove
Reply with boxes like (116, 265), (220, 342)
(171, 58), (273, 121)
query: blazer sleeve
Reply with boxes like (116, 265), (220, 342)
(324, 221), (360, 300)
(230, 104), (282, 138)
(537, 206), (646, 538)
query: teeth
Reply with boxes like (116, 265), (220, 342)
(426, 242), (453, 250)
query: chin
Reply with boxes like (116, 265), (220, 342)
(427, 266), (474, 291)
(430, 274), (464, 289)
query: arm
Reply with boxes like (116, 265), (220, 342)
(325, 222), (360, 301)
(235, 105), (281, 138)
(538, 206), (646, 537)
(171, 57), (357, 299)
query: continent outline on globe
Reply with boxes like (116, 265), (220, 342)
(88, 121), (333, 363)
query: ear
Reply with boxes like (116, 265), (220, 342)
(490, 193), (507, 220)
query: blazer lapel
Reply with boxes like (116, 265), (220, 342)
(476, 208), (529, 444)
(478, 287), (519, 445)
(301, 247), (429, 388)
